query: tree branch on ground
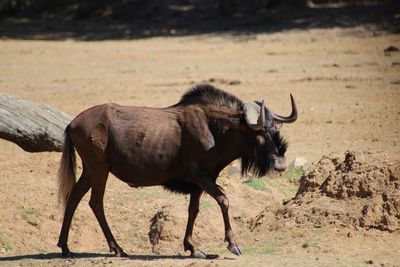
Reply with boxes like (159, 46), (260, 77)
(0, 92), (72, 152)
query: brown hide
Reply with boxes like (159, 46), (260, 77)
(67, 102), (239, 188)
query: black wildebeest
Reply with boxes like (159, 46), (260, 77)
(57, 84), (297, 258)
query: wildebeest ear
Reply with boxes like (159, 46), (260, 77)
(224, 115), (243, 129)
(228, 118), (240, 125)
(217, 112), (243, 130)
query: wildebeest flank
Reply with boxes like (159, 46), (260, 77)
(57, 84), (297, 259)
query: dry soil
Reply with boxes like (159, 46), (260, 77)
(0, 25), (400, 266)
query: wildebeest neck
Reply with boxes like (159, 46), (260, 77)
(175, 84), (244, 135)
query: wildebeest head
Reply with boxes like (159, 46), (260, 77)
(241, 94), (297, 176)
(177, 84), (297, 177)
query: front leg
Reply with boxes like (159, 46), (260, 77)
(192, 176), (241, 256)
(183, 188), (219, 259)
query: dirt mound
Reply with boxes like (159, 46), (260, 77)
(273, 151), (400, 232)
(148, 205), (186, 254)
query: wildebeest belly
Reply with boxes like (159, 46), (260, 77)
(106, 110), (184, 186)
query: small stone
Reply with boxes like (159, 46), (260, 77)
(347, 232), (353, 237)
(226, 166), (240, 176)
(391, 80), (400, 85)
(229, 80), (241, 85)
(290, 157), (309, 171)
(366, 260), (374, 264)
(384, 46), (400, 53)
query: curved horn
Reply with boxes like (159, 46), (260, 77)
(271, 94), (298, 123)
(258, 100), (266, 127)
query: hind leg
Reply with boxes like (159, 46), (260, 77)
(87, 164), (127, 257)
(57, 169), (91, 257)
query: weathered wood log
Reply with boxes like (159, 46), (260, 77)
(0, 92), (72, 152)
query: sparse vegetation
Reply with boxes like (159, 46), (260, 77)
(21, 207), (42, 228)
(242, 232), (289, 255)
(200, 199), (213, 210)
(265, 178), (297, 197)
(243, 168), (304, 197)
(0, 233), (12, 253)
(36, 248), (48, 254)
(138, 189), (152, 199)
(242, 179), (271, 192)
(285, 167), (303, 183)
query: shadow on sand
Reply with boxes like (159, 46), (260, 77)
(0, 1), (398, 41)
(0, 252), (199, 261)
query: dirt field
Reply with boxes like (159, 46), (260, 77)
(0, 25), (400, 266)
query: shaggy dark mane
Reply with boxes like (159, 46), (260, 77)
(177, 84), (243, 110)
(241, 131), (288, 177)
(274, 131), (288, 157)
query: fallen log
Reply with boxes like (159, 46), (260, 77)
(0, 92), (72, 152)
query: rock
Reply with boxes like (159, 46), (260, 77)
(229, 80), (241, 85)
(391, 80), (400, 85)
(226, 166), (240, 176)
(347, 232), (353, 238)
(384, 46), (400, 53)
(289, 157), (309, 171)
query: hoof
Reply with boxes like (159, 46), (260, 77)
(115, 250), (129, 257)
(228, 245), (242, 256)
(109, 242), (128, 257)
(58, 243), (75, 258)
(192, 250), (207, 259)
(191, 251), (219, 259)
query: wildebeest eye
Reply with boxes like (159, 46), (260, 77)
(256, 135), (266, 145)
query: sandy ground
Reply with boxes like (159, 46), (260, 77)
(0, 26), (400, 266)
